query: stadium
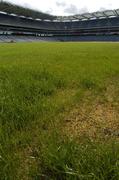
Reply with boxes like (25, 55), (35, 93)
(0, 1), (119, 179)
(1, 1), (119, 42)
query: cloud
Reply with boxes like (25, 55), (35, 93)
(64, 5), (88, 15)
(23, 3), (32, 8)
(46, 8), (53, 14)
(99, 7), (107, 11)
(64, 4), (79, 14)
(56, 1), (66, 7)
(79, 7), (89, 14)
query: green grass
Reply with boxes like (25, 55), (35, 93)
(0, 42), (119, 179)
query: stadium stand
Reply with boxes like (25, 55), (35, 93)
(0, 35), (59, 42)
(0, 1), (119, 41)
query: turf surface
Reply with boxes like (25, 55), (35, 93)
(0, 42), (119, 179)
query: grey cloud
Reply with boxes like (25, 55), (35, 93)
(99, 7), (107, 11)
(46, 8), (53, 14)
(79, 7), (89, 14)
(23, 3), (32, 8)
(56, 1), (66, 7)
(64, 5), (88, 15)
(64, 4), (79, 14)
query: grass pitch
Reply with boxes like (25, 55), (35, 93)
(0, 42), (119, 179)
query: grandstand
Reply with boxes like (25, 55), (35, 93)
(0, 1), (119, 42)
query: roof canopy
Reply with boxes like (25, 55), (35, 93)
(55, 9), (119, 22)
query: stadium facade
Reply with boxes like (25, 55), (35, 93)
(0, 2), (119, 42)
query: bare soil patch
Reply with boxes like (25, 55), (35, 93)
(64, 100), (119, 141)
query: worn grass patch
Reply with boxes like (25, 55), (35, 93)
(64, 98), (119, 141)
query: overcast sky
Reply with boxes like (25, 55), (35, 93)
(6, 0), (119, 16)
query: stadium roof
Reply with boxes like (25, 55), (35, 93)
(0, 1), (119, 22)
(56, 9), (119, 22)
(0, 1), (55, 20)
